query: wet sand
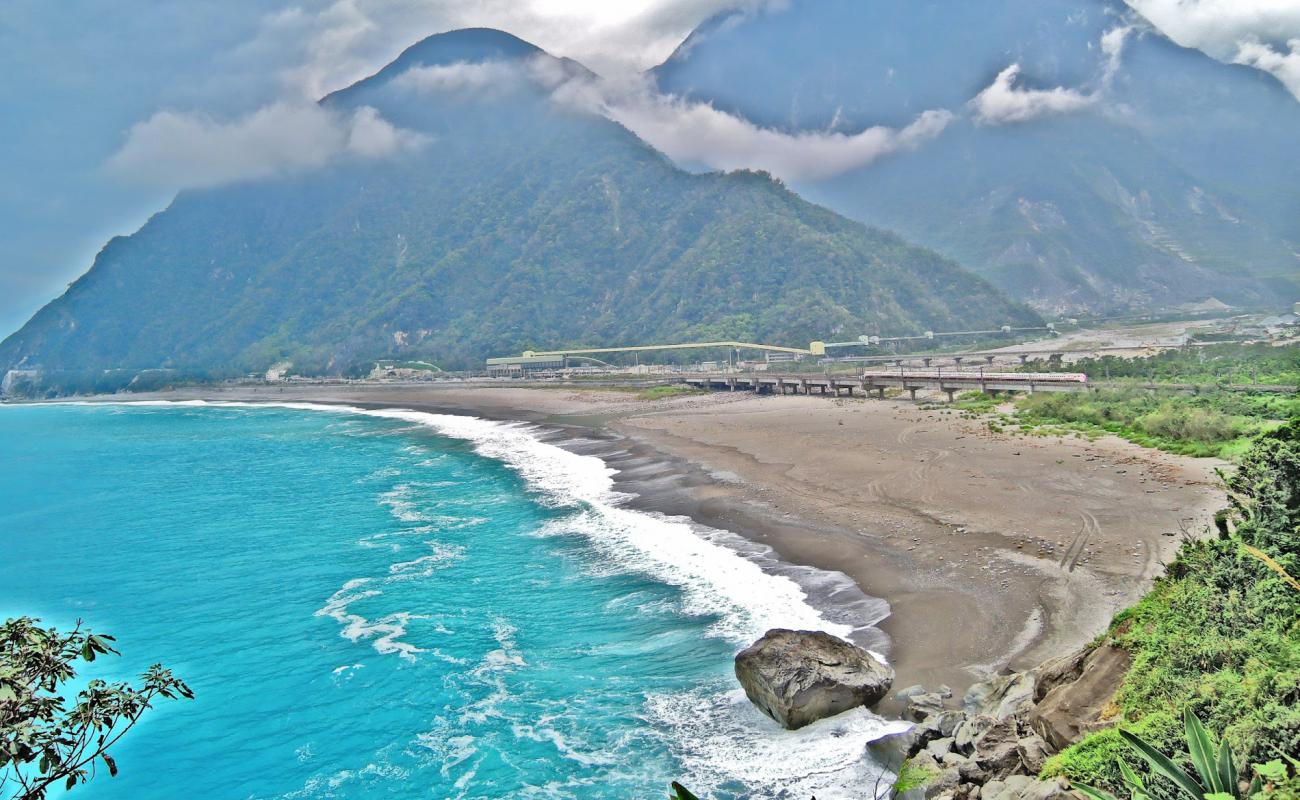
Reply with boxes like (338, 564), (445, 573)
(76, 382), (1225, 697)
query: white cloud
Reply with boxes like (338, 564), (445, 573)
(1123, 0), (1300, 99)
(1233, 37), (1300, 99)
(231, 0), (756, 102)
(106, 103), (426, 190)
(969, 64), (1098, 126)
(390, 60), (527, 93)
(590, 77), (953, 180)
(969, 26), (1131, 126)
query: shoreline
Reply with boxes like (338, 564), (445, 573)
(19, 382), (1226, 708)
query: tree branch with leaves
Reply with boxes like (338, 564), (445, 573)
(0, 617), (193, 800)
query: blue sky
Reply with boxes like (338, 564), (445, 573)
(3, 0), (1297, 338)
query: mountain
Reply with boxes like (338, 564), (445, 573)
(0, 28), (1036, 382)
(654, 0), (1300, 314)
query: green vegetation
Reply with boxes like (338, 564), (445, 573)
(1044, 422), (1300, 792)
(1073, 708), (1295, 800)
(1062, 345), (1300, 388)
(636, 385), (705, 401)
(1012, 388), (1286, 458)
(999, 345), (1300, 458)
(1, 618), (193, 799)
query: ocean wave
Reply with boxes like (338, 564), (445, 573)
(314, 578), (426, 660)
(328, 406), (867, 646)
(646, 684), (912, 800)
(150, 399), (878, 647)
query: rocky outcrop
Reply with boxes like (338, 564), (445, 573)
(874, 640), (1129, 800)
(1029, 643), (1131, 751)
(734, 628), (894, 730)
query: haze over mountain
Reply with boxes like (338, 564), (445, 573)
(0, 29), (1035, 381)
(652, 0), (1300, 314)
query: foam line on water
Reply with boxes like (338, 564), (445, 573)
(108, 399), (888, 647)
(301, 402), (856, 644)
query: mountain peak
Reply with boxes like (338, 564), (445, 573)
(324, 28), (548, 104)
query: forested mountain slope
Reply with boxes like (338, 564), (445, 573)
(654, 0), (1300, 313)
(1, 29), (1035, 377)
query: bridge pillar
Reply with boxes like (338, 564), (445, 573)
(944, 388), (956, 403)
(846, 386), (854, 396)
(727, 378), (736, 391)
(800, 380), (809, 395)
(1019, 354), (1029, 364)
(908, 387), (918, 401)
(876, 386), (886, 399)
(985, 355), (996, 365)
(923, 357), (933, 367)
(953, 356), (965, 366)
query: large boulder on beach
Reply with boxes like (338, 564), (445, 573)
(734, 628), (894, 730)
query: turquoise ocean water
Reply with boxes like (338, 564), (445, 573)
(0, 402), (904, 799)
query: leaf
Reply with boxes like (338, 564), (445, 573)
(1247, 775), (1262, 800)
(1120, 728), (1206, 800)
(1185, 708), (1221, 794)
(1253, 761), (1286, 782)
(103, 752), (118, 777)
(1073, 783), (1122, 800)
(1216, 740), (1237, 800)
(1118, 758), (1151, 800)
(670, 781), (701, 800)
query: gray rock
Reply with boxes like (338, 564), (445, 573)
(896, 684), (929, 700)
(941, 750), (971, 768)
(931, 710), (966, 738)
(1016, 735), (1052, 775)
(924, 767), (962, 800)
(957, 757), (990, 785)
(964, 672), (1036, 720)
(926, 737), (957, 759)
(1020, 777), (1071, 800)
(734, 628), (894, 730)
(982, 775), (1035, 800)
(954, 714), (997, 754)
(972, 719), (1024, 779)
(907, 691), (949, 721)
(982, 775), (1070, 800)
(1029, 643), (1131, 751)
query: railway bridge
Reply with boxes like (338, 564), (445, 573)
(681, 369), (1087, 402)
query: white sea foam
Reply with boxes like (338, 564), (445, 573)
(647, 684), (912, 800)
(277, 404), (866, 644)
(147, 399), (879, 645)
(314, 578), (427, 660)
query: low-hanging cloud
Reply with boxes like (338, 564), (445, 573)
(1123, 0), (1300, 100)
(390, 59), (526, 94)
(106, 102), (427, 190)
(388, 58), (949, 182)
(969, 26), (1131, 126)
(969, 64), (1097, 125)
(590, 79), (953, 181)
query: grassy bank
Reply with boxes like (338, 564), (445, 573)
(1042, 422), (1300, 790)
(1011, 387), (1295, 458)
(979, 344), (1300, 458)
